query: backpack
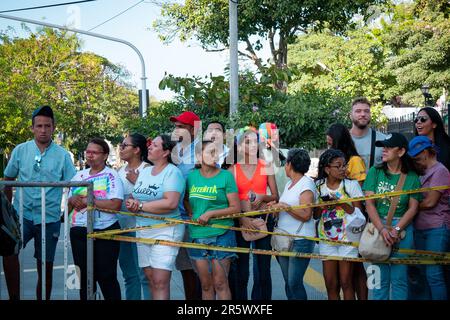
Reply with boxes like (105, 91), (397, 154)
(0, 190), (22, 256)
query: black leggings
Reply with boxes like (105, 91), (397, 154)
(70, 222), (121, 300)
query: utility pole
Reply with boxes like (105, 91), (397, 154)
(229, 0), (239, 118)
(0, 13), (148, 117)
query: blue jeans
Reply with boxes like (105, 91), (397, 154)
(229, 216), (274, 300)
(119, 232), (151, 300)
(23, 218), (60, 262)
(372, 220), (414, 300)
(277, 239), (315, 300)
(412, 225), (449, 300)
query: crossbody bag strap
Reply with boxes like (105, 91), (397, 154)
(385, 173), (407, 227)
(369, 128), (376, 168)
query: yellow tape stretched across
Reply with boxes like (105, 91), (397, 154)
(90, 233), (450, 265)
(89, 209), (450, 259)
(87, 185), (450, 262)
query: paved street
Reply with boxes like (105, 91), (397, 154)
(1, 224), (333, 300)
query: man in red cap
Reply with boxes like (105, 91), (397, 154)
(169, 111), (202, 300)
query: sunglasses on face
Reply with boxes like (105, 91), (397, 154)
(324, 218), (343, 231)
(34, 155), (42, 171)
(119, 143), (136, 150)
(414, 116), (429, 124)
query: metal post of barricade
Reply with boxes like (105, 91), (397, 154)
(18, 188), (24, 300)
(86, 183), (95, 300)
(63, 188), (69, 300)
(41, 188), (46, 300)
(0, 181), (92, 300)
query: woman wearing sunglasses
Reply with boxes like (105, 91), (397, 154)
(314, 149), (365, 300)
(363, 133), (421, 300)
(414, 107), (450, 170)
(68, 137), (124, 300)
(117, 133), (151, 300)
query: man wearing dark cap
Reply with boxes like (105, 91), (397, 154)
(169, 111), (202, 300)
(3, 105), (76, 300)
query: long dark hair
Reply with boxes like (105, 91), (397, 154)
(159, 134), (176, 164)
(376, 147), (417, 176)
(326, 123), (360, 162)
(129, 133), (151, 164)
(414, 107), (450, 146)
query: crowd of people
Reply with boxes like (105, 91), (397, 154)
(1, 97), (449, 301)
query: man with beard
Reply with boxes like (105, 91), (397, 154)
(349, 97), (386, 301)
(3, 106), (76, 300)
(349, 97), (387, 170)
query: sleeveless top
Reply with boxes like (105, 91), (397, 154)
(234, 159), (268, 201)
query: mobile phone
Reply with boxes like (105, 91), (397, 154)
(320, 195), (332, 202)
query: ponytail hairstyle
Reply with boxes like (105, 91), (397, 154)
(129, 133), (151, 164)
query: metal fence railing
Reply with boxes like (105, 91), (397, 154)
(0, 181), (94, 300)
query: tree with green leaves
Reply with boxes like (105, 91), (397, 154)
(381, 0), (450, 106)
(0, 27), (138, 157)
(154, 0), (385, 90)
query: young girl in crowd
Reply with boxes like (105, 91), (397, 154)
(363, 132), (421, 300)
(117, 133), (151, 300)
(326, 123), (368, 299)
(185, 140), (241, 300)
(314, 149), (365, 300)
(126, 135), (185, 300)
(69, 137), (123, 300)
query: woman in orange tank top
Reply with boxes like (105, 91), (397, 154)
(228, 127), (279, 300)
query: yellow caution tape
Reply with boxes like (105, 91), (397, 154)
(86, 185), (450, 263)
(91, 233), (450, 265)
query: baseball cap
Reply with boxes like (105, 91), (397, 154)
(169, 111), (200, 127)
(375, 132), (408, 150)
(32, 105), (54, 120)
(407, 136), (434, 157)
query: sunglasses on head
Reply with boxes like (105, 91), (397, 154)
(414, 116), (429, 124)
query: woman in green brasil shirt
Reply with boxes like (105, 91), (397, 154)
(363, 132), (421, 300)
(184, 140), (241, 300)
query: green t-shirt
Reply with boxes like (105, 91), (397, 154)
(187, 169), (238, 238)
(363, 166), (422, 218)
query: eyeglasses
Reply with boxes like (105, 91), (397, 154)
(324, 218), (343, 231)
(119, 143), (136, 150)
(84, 150), (105, 156)
(414, 116), (429, 124)
(328, 164), (348, 170)
(34, 155), (42, 171)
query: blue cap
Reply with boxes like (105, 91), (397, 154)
(32, 105), (54, 120)
(407, 136), (433, 157)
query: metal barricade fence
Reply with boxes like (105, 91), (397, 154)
(0, 181), (94, 300)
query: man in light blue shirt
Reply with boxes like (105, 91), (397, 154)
(3, 105), (76, 300)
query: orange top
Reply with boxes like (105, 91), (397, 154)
(234, 159), (268, 200)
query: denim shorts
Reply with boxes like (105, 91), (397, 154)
(23, 218), (61, 262)
(189, 230), (238, 261)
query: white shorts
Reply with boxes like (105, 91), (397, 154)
(137, 224), (185, 271)
(319, 243), (358, 258)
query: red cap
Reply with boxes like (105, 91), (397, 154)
(169, 111), (200, 127)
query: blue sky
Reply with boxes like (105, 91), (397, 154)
(0, 0), (232, 101)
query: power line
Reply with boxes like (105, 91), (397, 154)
(88, 0), (144, 31)
(0, 0), (97, 13)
